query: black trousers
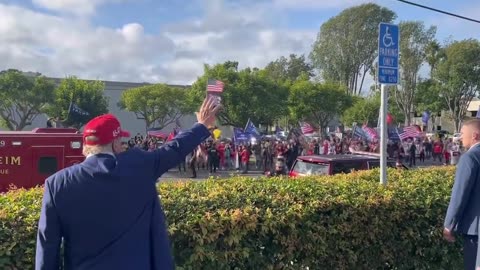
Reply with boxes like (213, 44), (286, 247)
(464, 235), (478, 270)
(409, 155), (416, 167)
(208, 159), (217, 173)
(190, 161), (197, 178)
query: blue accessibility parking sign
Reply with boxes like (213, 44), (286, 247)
(378, 23), (399, 85)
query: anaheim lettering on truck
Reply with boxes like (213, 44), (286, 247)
(0, 156), (21, 174)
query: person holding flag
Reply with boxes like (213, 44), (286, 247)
(35, 97), (221, 270)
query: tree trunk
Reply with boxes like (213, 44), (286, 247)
(454, 117), (461, 133)
(145, 120), (152, 134)
(353, 70), (359, 94)
(358, 67), (368, 96)
(17, 117), (29, 131)
(430, 115), (436, 131)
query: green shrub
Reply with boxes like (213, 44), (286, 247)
(0, 167), (462, 269)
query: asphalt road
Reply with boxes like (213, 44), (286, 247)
(404, 156), (455, 168)
(158, 156), (450, 182)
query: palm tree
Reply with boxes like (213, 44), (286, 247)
(425, 40), (442, 77)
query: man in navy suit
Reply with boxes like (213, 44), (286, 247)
(444, 119), (480, 270)
(35, 97), (221, 270)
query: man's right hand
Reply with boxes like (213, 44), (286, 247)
(443, 228), (455, 242)
(196, 96), (222, 129)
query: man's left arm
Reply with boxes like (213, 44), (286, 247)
(35, 180), (62, 270)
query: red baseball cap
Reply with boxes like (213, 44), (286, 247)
(83, 114), (130, 145)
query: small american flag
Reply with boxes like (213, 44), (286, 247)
(398, 125), (420, 140)
(207, 79), (224, 93)
(300, 122), (315, 134)
(147, 130), (167, 139)
(362, 125), (378, 140)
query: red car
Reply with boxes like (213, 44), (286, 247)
(289, 153), (399, 177)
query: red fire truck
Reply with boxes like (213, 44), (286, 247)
(0, 128), (85, 192)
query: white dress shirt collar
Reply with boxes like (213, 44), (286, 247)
(86, 152), (116, 159)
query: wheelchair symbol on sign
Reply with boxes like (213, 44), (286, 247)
(382, 26), (394, 47)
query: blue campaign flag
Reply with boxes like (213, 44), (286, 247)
(68, 102), (89, 117)
(275, 125), (283, 133)
(388, 128), (400, 141)
(233, 127), (250, 144)
(353, 125), (368, 140)
(422, 111), (430, 124)
(244, 118), (261, 137)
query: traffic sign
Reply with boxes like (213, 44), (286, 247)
(378, 23), (399, 85)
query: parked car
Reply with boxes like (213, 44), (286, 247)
(289, 153), (400, 177)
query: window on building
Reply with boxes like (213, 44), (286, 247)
(38, 157), (58, 175)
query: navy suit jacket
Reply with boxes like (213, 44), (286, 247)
(444, 143), (480, 235)
(35, 123), (211, 270)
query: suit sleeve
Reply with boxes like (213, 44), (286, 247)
(444, 153), (478, 230)
(35, 180), (62, 270)
(148, 123), (211, 180)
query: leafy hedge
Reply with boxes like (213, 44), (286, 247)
(0, 167), (462, 269)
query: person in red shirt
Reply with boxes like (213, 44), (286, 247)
(307, 142), (314, 155)
(433, 140), (443, 163)
(323, 139), (329, 155)
(217, 142), (225, 170)
(241, 146), (250, 173)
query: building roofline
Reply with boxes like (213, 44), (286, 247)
(22, 72), (191, 89)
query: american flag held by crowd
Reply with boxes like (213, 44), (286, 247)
(124, 114), (460, 180)
(123, 78), (460, 175)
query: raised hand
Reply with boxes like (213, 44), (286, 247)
(196, 96), (222, 129)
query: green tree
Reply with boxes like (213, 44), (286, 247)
(264, 54), (314, 82)
(310, 3), (396, 95)
(415, 79), (447, 131)
(45, 76), (109, 129)
(119, 84), (193, 131)
(393, 21), (436, 125)
(289, 80), (352, 131)
(434, 39), (480, 132)
(342, 96), (380, 127)
(189, 61), (288, 127)
(425, 40), (443, 77)
(0, 69), (55, 130)
(342, 91), (404, 127)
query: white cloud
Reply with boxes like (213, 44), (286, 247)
(272, 0), (371, 10)
(164, 1), (315, 78)
(31, 0), (121, 16)
(119, 23), (145, 43)
(0, 1), (316, 85)
(0, 4), (175, 82)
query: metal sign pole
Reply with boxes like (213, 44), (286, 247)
(377, 22), (399, 186)
(380, 84), (388, 185)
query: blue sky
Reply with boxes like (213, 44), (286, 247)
(0, 0), (478, 84)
